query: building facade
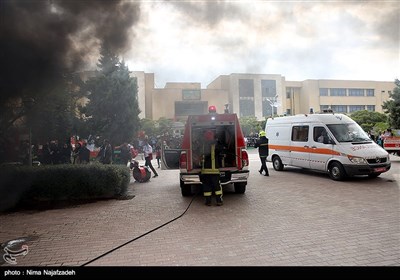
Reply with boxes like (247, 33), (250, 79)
(131, 71), (395, 121)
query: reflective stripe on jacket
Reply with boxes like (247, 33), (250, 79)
(201, 144), (220, 175)
(255, 136), (269, 157)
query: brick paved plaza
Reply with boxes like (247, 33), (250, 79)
(1, 149), (399, 267)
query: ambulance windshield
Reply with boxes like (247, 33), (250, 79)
(327, 123), (371, 143)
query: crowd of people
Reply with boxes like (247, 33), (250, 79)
(19, 135), (165, 167)
(372, 129), (394, 147)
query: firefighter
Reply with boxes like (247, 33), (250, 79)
(254, 130), (269, 176)
(199, 129), (223, 206)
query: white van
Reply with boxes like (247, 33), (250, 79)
(265, 113), (391, 180)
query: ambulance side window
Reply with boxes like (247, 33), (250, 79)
(313, 126), (325, 142)
(292, 126), (309, 142)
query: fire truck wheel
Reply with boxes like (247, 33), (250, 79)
(234, 182), (246, 194)
(180, 180), (192, 197)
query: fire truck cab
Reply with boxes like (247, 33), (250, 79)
(162, 107), (249, 196)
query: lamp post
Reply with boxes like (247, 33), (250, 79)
(224, 103), (230, 114)
(266, 94), (279, 117)
(22, 98), (35, 167)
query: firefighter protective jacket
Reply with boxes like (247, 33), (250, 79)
(201, 143), (220, 175)
(255, 136), (269, 158)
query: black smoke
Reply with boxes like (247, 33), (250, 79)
(0, 0), (141, 101)
(168, 0), (244, 27)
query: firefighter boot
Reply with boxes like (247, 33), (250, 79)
(216, 195), (223, 206)
(205, 196), (212, 206)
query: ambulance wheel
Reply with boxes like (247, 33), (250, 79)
(272, 156), (284, 171)
(328, 162), (347, 181)
(234, 182), (246, 194)
(180, 180), (192, 197)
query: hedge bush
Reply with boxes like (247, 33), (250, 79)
(0, 164), (130, 212)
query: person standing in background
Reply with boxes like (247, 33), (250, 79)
(155, 144), (161, 168)
(143, 139), (158, 178)
(254, 130), (269, 176)
(79, 142), (90, 164)
(98, 139), (112, 164)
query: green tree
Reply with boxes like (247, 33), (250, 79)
(139, 117), (177, 138)
(32, 73), (87, 144)
(374, 122), (389, 135)
(140, 118), (157, 137)
(382, 79), (400, 128)
(156, 117), (174, 136)
(239, 116), (262, 136)
(1, 74), (83, 147)
(350, 110), (388, 132)
(82, 46), (141, 146)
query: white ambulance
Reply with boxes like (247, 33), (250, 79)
(265, 113), (391, 180)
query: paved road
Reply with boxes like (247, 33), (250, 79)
(0, 149), (399, 267)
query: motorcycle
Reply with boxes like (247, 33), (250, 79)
(129, 159), (151, 183)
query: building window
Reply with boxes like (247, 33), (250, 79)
(286, 89), (291, 99)
(348, 89), (364, 96)
(320, 105), (330, 112)
(366, 105), (375, 111)
(261, 80), (276, 98)
(319, 88), (328, 96)
(240, 96), (254, 101)
(292, 126), (309, 142)
(175, 101), (207, 116)
(240, 100), (255, 117)
(331, 105), (347, 113)
(330, 88), (346, 96)
(182, 89), (201, 100)
(349, 105), (365, 112)
(239, 79), (255, 117)
(366, 89), (374, 96)
(239, 79), (254, 97)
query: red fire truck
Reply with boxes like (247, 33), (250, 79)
(383, 129), (400, 156)
(162, 106), (250, 196)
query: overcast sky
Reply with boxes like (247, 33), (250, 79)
(123, 0), (399, 88)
